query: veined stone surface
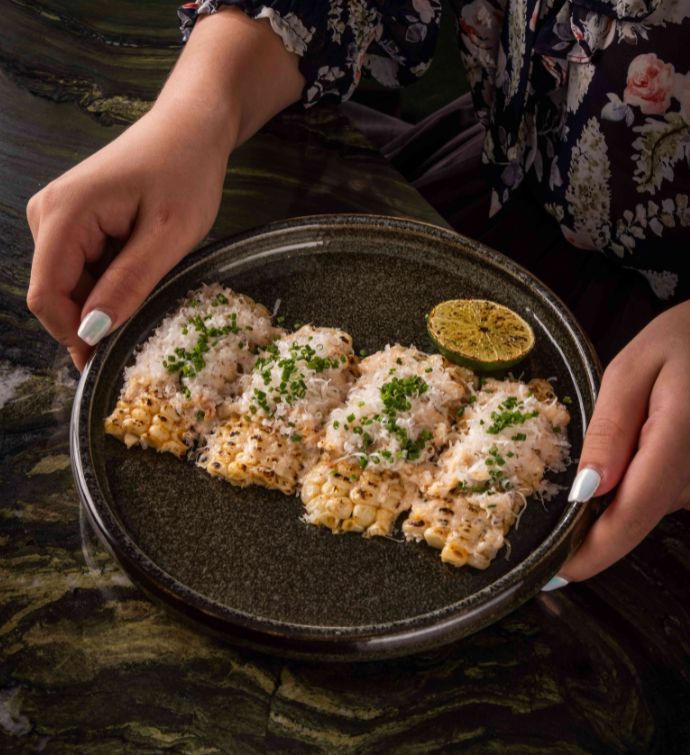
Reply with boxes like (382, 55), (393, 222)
(1, 1), (689, 752)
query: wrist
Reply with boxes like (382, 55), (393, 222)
(151, 90), (239, 159)
(155, 7), (302, 151)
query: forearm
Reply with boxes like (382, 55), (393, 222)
(155, 7), (304, 155)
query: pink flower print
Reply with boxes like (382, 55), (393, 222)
(460, 0), (502, 51)
(624, 54), (675, 115)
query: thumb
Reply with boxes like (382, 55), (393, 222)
(552, 351), (662, 583)
(570, 352), (661, 502)
(77, 211), (194, 346)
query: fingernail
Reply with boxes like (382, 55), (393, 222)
(568, 467), (601, 503)
(542, 576), (569, 592)
(78, 309), (112, 346)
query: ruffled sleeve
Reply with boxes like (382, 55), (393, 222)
(178, 0), (442, 107)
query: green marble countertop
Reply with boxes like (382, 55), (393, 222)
(2, 2), (690, 752)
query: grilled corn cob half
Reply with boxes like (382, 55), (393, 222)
(199, 326), (357, 494)
(404, 376), (571, 568)
(302, 345), (471, 537)
(104, 284), (281, 457)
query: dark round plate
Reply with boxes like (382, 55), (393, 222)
(71, 214), (600, 661)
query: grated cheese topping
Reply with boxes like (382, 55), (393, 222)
(122, 283), (281, 423)
(234, 325), (357, 439)
(322, 344), (469, 471)
(425, 377), (571, 502)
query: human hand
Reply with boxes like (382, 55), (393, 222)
(26, 103), (231, 370)
(544, 299), (690, 588)
(26, 7), (303, 370)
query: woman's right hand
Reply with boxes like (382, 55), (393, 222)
(26, 102), (231, 370)
(26, 7), (304, 370)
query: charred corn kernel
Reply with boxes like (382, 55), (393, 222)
(104, 392), (191, 459)
(371, 509), (396, 533)
(148, 423), (170, 444)
(159, 406), (179, 422)
(528, 378), (556, 403)
(441, 541), (470, 567)
(341, 519), (363, 533)
(122, 417), (145, 436)
(301, 460), (416, 537)
(404, 491), (523, 569)
(318, 514), (339, 531)
(352, 503), (377, 529)
(217, 404), (233, 420)
(467, 552), (492, 570)
(326, 498), (353, 520)
(207, 460), (227, 478)
(424, 526), (449, 550)
(302, 482), (321, 501)
(367, 520), (391, 538)
(161, 440), (187, 457)
(199, 416), (313, 495)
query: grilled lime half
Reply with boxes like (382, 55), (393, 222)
(427, 299), (535, 371)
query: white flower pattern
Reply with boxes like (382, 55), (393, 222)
(567, 62), (596, 113)
(178, 0), (689, 301)
(564, 118), (612, 250)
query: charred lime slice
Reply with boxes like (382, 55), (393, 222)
(427, 299), (535, 371)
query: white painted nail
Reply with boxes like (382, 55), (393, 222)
(568, 467), (601, 503)
(542, 576), (569, 592)
(77, 309), (112, 346)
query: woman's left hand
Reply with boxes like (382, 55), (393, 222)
(558, 299), (690, 582)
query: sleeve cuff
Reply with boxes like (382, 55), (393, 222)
(177, 1), (440, 108)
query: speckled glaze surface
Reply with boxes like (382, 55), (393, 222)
(72, 215), (599, 660)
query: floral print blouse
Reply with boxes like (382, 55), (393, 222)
(179, 0), (690, 301)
